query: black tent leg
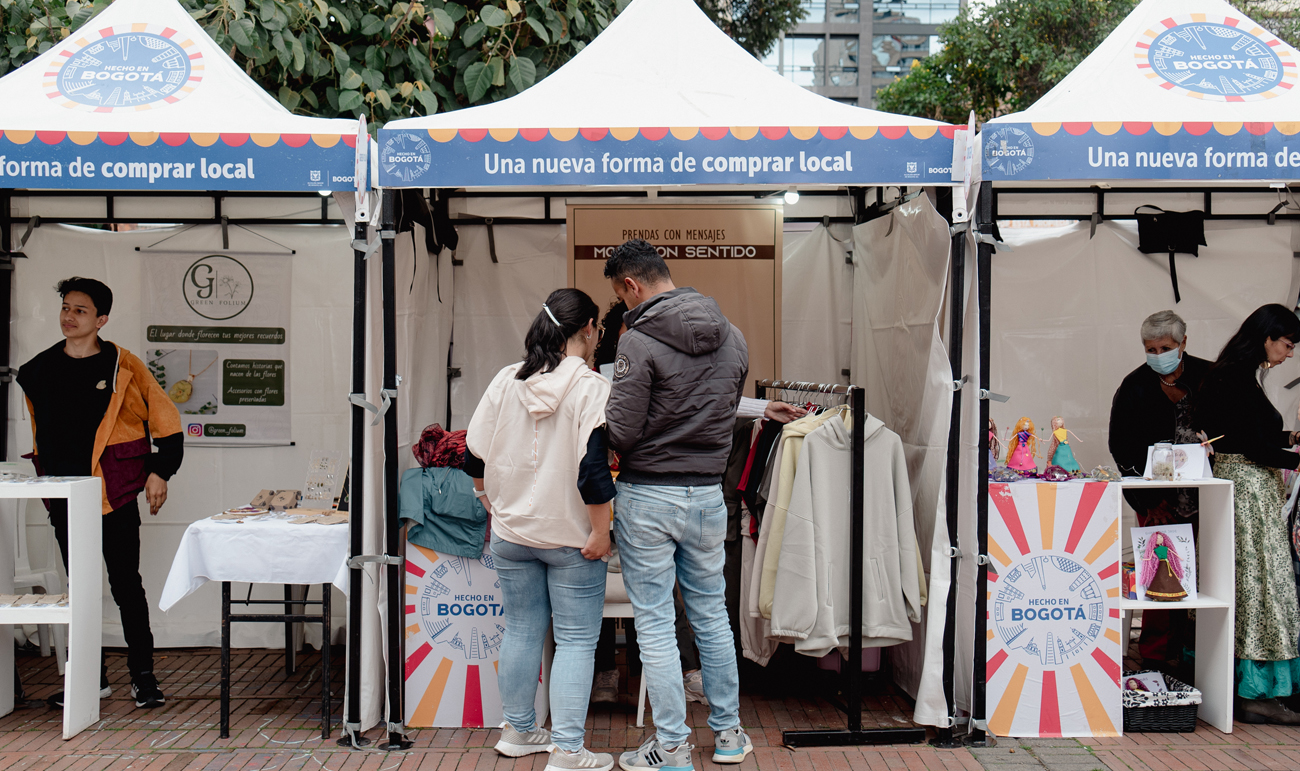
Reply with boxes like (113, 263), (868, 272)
(377, 191), (414, 752)
(967, 181), (995, 748)
(339, 215), (372, 749)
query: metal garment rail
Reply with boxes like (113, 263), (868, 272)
(754, 379), (926, 747)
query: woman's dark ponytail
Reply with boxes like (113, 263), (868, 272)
(517, 288), (600, 380)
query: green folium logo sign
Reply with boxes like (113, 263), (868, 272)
(184, 255), (254, 321)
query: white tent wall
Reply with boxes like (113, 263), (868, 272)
(781, 224), (854, 385)
(849, 194), (956, 725)
(986, 219), (1299, 476)
(8, 223), (352, 650)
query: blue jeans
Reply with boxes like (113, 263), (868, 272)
(614, 482), (740, 746)
(490, 533), (607, 752)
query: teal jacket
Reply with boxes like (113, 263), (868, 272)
(399, 466), (487, 558)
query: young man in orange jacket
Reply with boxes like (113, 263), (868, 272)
(17, 277), (183, 709)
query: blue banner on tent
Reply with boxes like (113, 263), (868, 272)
(983, 121), (1300, 181)
(0, 131), (355, 191)
(377, 125), (956, 188)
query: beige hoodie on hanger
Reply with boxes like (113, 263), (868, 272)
(769, 412), (923, 655)
(466, 356), (610, 550)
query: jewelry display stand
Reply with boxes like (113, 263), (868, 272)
(0, 477), (103, 739)
(1119, 479), (1235, 733)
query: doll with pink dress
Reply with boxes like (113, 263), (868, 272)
(1005, 417), (1039, 473)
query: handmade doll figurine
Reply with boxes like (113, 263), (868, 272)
(1005, 417), (1039, 472)
(1045, 416), (1083, 473)
(1124, 677), (1149, 692)
(1139, 532), (1188, 602)
(989, 418), (1002, 468)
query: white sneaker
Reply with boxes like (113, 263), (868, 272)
(494, 722), (553, 757)
(592, 669), (619, 703)
(619, 738), (695, 771)
(712, 728), (753, 764)
(546, 747), (615, 771)
(683, 671), (709, 707)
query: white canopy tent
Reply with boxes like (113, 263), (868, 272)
(358, 0), (971, 749)
(965, 0), (1300, 740)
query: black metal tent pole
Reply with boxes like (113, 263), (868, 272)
(932, 188), (966, 749)
(0, 190), (11, 460)
(968, 180), (995, 747)
(377, 190), (414, 751)
(338, 201), (371, 748)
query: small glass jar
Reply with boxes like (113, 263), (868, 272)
(1152, 442), (1175, 481)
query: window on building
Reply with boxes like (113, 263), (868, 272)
(873, 0), (961, 26)
(872, 33), (938, 78)
(800, 0), (862, 24)
(827, 37), (859, 87)
(762, 35), (829, 86)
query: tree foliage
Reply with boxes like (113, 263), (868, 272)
(1, 0), (804, 130)
(875, 0), (1139, 123)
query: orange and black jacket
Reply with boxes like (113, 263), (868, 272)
(20, 340), (183, 514)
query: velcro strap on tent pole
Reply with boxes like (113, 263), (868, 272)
(975, 232), (1013, 252)
(349, 389), (396, 426)
(1168, 251), (1181, 304)
(16, 216), (40, 249)
(350, 237), (381, 260)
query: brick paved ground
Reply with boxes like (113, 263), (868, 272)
(3, 646), (1300, 771)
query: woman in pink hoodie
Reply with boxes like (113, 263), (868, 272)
(467, 288), (616, 771)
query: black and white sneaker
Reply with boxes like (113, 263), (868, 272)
(130, 672), (166, 709)
(46, 685), (111, 709)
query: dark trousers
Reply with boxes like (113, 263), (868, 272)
(49, 499), (155, 680)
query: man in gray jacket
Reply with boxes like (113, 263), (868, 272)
(604, 240), (752, 770)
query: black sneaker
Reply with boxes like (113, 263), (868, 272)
(130, 672), (165, 709)
(46, 684), (112, 709)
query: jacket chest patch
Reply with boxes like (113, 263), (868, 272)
(614, 354), (631, 380)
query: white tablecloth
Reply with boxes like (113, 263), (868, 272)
(159, 516), (350, 612)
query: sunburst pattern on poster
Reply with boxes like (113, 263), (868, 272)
(986, 482), (1123, 737)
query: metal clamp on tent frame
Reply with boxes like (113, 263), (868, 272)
(347, 554), (403, 569)
(979, 389), (1009, 403)
(348, 390), (396, 426)
(950, 375), (969, 392)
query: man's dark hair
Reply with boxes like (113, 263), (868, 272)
(56, 277), (113, 317)
(603, 239), (671, 285)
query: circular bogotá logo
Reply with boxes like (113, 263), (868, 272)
(992, 552), (1106, 668)
(984, 127), (1035, 176)
(1137, 16), (1293, 101)
(382, 133), (433, 184)
(184, 255), (254, 321)
(47, 25), (201, 112)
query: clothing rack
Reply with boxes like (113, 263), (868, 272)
(753, 380), (926, 747)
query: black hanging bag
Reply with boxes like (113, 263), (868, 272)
(1134, 206), (1207, 303)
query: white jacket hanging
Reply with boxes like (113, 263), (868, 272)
(769, 412), (923, 656)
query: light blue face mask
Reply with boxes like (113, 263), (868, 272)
(1147, 348), (1182, 376)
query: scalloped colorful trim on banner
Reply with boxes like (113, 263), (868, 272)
(42, 23), (207, 113)
(0, 130), (355, 148)
(422, 125), (958, 143)
(1022, 121), (1300, 137)
(1134, 14), (1297, 102)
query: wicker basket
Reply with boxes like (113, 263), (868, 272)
(1121, 670), (1201, 733)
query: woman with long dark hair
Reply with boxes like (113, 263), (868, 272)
(1198, 303), (1300, 724)
(467, 288), (616, 770)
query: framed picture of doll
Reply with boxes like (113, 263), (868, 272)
(1131, 524), (1197, 602)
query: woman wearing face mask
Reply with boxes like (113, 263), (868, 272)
(1197, 304), (1300, 725)
(1107, 310), (1210, 673)
(467, 288), (616, 771)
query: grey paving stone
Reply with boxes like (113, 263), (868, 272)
(1019, 738), (1087, 748)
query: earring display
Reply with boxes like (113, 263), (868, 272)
(302, 450), (348, 509)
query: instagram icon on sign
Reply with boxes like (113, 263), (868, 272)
(187, 424), (203, 437)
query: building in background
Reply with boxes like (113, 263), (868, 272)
(762, 0), (962, 106)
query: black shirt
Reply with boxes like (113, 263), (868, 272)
(20, 343), (116, 476)
(1197, 366), (1299, 471)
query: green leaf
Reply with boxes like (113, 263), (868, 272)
(338, 89), (365, 111)
(480, 5), (508, 28)
(506, 0), (522, 15)
(228, 18), (256, 48)
(362, 67), (385, 92)
(615, 0), (632, 12)
(375, 89), (393, 109)
(291, 36), (305, 72)
(508, 54), (535, 91)
(490, 56), (505, 86)
(464, 61), (492, 102)
(329, 7), (351, 32)
(412, 89), (438, 114)
(228, 0), (246, 14)
(444, 2), (468, 22)
(462, 20), (486, 46)
(260, 2), (277, 23)
(524, 17), (549, 44)
(432, 8), (456, 37)
(360, 13), (385, 36)
(278, 86), (301, 111)
(329, 42), (350, 72)
(340, 68), (364, 90)
(302, 88), (319, 109)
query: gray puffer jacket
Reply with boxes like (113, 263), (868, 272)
(607, 287), (748, 486)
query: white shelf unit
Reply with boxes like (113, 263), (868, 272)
(0, 478), (103, 739)
(1118, 478), (1234, 734)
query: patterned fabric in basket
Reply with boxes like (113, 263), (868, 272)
(1121, 670), (1202, 708)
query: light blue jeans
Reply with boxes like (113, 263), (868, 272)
(490, 532), (607, 752)
(614, 482), (740, 747)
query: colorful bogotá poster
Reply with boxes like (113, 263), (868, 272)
(986, 481), (1123, 737)
(143, 253), (291, 444)
(405, 544), (551, 728)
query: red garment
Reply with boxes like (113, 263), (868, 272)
(413, 423), (467, 468)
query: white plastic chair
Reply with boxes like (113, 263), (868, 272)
(7, 470), (67, 675)
(603, 572), (648, 727)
